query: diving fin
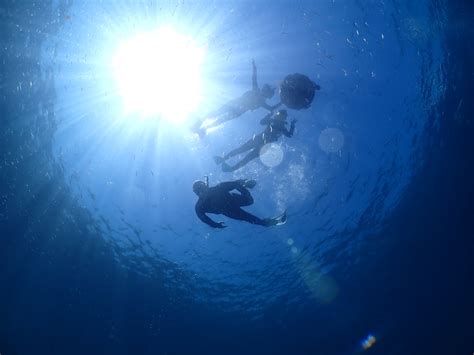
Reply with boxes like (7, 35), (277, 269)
(265, 211), (287, 226)
(274, 211), (287, 225)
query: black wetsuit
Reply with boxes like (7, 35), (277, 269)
(219, 115), (295, 172)
(195, 181), (267, 228)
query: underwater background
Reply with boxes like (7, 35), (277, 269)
(0, 1), (472, 354)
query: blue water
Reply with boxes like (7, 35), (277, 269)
(1, 1), (472, 354)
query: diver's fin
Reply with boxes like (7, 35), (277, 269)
(265, 211), (287, 226)
(274, 211), (287, 225)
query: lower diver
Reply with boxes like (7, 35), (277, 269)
(193, 178), (286, 228)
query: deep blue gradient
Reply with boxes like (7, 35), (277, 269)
(1, 1), (473, 354)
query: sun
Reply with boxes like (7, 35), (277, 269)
(112, 26), (205, 123)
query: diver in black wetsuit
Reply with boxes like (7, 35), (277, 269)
(213, 109), (296, 172)
(193, 179), (286, 228)
(192, 60), (280, 137)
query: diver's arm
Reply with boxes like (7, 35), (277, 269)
(271, 102), (283, 111)
(261, 102), (273, 111)
(259, 112), (273, 125)
(216, 181), (245, 192)
(282, 120), (297, 137)
(195, 204), (225, 228)
(252, 59), (258, 90)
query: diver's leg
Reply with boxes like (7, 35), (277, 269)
(194, 105), (231, 135)
(205, 106), (242, 129)
(205, 112), (231, 130)
(231, 187), (254, 207)
(212, 109), (241, 126)
(223, 208), (266, 226)
(222, 148), (260, 172)
(216, 140), (255, 165)
(223, 137), (259, 160)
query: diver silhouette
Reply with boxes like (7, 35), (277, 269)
(192, 59), (279, 137)
(193, 178), (286, 228)
(213, 109), (296, 172)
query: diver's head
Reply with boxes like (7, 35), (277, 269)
(193, 180), (208, 196)
(275, 109), (288, 120)
(261, 84), (275, 99)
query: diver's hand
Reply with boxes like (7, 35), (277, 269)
(240, 179), (256, 189)
(237, 179), (247, 186)
(215, 222), (227, 229)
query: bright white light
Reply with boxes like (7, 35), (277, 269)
(259, 143), (284, 168)
(361, 334), (376, 350)
(112, 27), (204, 122)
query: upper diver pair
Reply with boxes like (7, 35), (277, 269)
(192, 59), (280, 138)
(194, 59), (297, 172)
(193, 60), (312, 229)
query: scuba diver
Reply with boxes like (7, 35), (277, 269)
(213, 109), (296, 172)
(193, 178), (286, 228)
(192, 59), (280, 137)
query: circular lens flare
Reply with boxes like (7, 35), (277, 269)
(260, 143), (284, 167)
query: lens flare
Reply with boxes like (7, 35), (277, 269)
(361, 334), (377, 350)
(260, 143), (284, 167)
